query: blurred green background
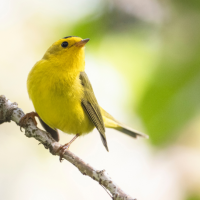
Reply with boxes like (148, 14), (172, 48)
(0, 0), (200, 200)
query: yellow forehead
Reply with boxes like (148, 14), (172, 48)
(53, 36), (83, 47)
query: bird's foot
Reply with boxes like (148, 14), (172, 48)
(19, 112), (39, 131)
(56, 134), (79, 162)
(56, 143), (71, 162)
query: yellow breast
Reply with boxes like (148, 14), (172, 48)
(27, 59), (94, 135)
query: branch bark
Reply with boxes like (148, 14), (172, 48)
(0, 95), (135, 200)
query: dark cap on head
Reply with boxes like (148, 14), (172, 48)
(63, 36), (78, 39)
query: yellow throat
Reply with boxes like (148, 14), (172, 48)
(27, 36), (94, 135)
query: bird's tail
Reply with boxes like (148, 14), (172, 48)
(112, 124), (148, 138)
(101, 108), (148, 139)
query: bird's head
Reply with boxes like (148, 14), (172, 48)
(42, 36), (89, 71)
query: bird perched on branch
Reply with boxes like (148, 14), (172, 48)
(20, 36), (148, 161)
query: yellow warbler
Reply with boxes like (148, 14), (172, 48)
(21, 36), (148, 158)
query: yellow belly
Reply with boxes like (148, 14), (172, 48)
(27, 61), (94, 135)
(34, 94), (94, 135)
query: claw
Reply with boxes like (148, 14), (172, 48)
(56, 134), (79, 162)
(56, 143), (70, 162)
(19, 112), (39, 130)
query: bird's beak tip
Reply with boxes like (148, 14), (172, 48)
(76, 38), (90, 47)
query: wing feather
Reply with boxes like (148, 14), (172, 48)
(79, 72), (108, 151)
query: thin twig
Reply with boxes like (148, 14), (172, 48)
(0, 95), (136, 200)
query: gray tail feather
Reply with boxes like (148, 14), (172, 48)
(38, 117), (60, 142)
(113, 125), (148, 139)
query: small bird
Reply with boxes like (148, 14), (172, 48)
(20, 36), (148, 160)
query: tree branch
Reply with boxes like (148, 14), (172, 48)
(0, 95), (135, 200)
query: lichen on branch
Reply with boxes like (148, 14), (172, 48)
(0, 95), (135, 200)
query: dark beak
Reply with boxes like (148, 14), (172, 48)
(75, 38), (90, 47)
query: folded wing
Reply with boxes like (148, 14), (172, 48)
(79, 72), (109, 151)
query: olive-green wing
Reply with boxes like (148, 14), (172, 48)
(79, 71), (108, 151)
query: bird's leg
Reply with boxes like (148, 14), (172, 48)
(57, 134), (79, 162)
(19, 112), (39, 131)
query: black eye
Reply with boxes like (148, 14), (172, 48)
(61, 41), (68, 48)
